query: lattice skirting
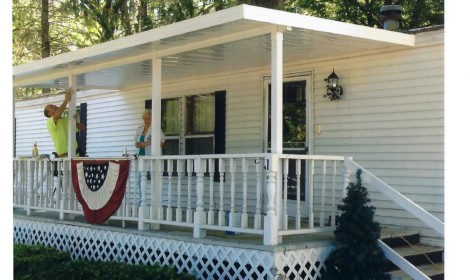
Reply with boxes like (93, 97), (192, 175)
(13, 218), (334, 280)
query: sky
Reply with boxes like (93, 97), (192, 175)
(3, 1), (470, 279)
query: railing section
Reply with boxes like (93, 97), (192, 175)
(277, 154), (347, 236)
(13, 155), (444, 277)
(13, 158), (71, 216)
(13, 154), (348, 244)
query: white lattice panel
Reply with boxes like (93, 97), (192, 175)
(14, 218), (333, 279)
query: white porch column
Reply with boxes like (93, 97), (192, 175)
(151, 56), (163, 230)
(67, 71), (77, 157)
(264, 28), (284, 246)
(270, 29), (283, 154)
(151, 57), (162, 156)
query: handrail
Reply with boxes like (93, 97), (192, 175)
(343, 158), (443, 280)
(378, 240), (431, 280)
(343, 158), (444, 237)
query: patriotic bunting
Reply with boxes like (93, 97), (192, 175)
(71, 159), (130, 224)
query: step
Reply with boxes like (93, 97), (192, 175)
(388, 263), (444, 280)
(381, 232), (420, 248)
(385, 244), (444, 271)
(379, 228), (444, 280)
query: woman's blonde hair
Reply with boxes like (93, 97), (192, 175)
(142, 109), (152, 119)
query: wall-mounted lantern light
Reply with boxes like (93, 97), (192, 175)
(324, 69), (343, 101)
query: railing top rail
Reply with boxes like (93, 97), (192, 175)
(137, 154), (346, 161)
(139, 154), (268, 160)
(14, 156), (134, 162)
(14, 154), (346, 162)
(71, 157), (132, 161)
(343, 158), (444, 237)
(278, 154), (345, 161)
(14, 156), (62, 162)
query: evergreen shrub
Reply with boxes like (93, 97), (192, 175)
(321, 169), (391, 280)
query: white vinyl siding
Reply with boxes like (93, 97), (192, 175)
(309, 29), (444, 242)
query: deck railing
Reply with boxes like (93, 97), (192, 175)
(14, 154), (444, 278)
(13, 153), (348, 245)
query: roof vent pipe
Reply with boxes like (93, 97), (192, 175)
(380, 5), (403, 31)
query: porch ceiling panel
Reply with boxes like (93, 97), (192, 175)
(13, 4), (415, 90)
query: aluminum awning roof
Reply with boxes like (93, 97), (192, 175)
(13, 4), (415, 90)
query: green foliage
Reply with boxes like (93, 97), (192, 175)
(12, 0), (92, 65)
(14, 243), (197, 280)
(286, 0), (444, 29)
(14, 244), (71, 279)
(321, 169), (390, 280)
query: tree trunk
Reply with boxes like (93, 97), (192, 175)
(41, 0), (51, 94)
(119, 0), (133, 36)
(41, 0), (50, 59)
(408, 0), (426, 29)
(138, 0), (152, 32)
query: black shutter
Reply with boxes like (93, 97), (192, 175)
(77, 103), (87, 156)
(214, 90), (226, 154)
(214, 91), (226, 182)
(145, 99), (152, 109)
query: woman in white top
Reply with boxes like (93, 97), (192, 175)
(134, 109), (165, 156)
(134, 109), (165, 205)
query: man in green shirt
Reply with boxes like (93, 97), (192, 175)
(44, 88), (86, 157)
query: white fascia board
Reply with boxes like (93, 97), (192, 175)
(156, 25), (273, 57)
(13, 52), (154, 88)
(13, 5), (247, 77)
(243, 5), (415, 47)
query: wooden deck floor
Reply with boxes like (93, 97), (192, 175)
(13, 208), (337, 251)
(13, 206), (416, 252)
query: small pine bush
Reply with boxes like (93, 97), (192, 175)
(321, 169), (391, 280)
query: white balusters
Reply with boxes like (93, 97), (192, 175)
(282, 159), (288, 230)
(229, 158), (236, 227)
(254, 158), (262, 230)
(264, 154), (279, 246)
(138, 157), (147, 230)
(295, 159), (301, 230)
(217, 159), (226, 226)
(176, 159), (183, 222)
(186, 159), (193, 223)
(207, 159), (215, 225)
(26, 160), (34, 215)
(166, 159), (174, 221)
(309, 159), (315, 228)
(330, 160), (337, 227)
(241, 158), (248, 228)
(320, 160), (326, 227)
(155, 159), (164, 223)
(193, 157), (206, 238)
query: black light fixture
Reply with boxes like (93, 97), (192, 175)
(324, 69), (343, 101)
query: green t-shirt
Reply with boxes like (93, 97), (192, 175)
(47, 116), (74, 155)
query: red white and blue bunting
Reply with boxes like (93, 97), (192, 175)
(71, 159), (130, 224)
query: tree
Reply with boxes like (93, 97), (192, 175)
(321, 169), (390, 280)
(286, 0), (444, 29)
(13, 0), (93, 99)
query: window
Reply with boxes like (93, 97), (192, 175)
(149, 90), (225, 156)
(162, 98), (180, 156)
(185, 93), (215, 155)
